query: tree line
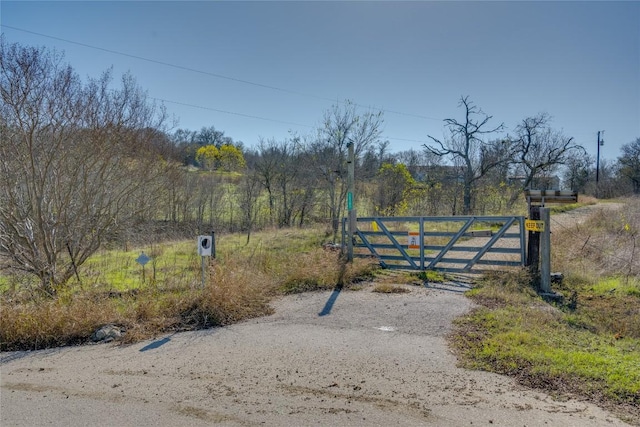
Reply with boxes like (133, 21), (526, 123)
(2, 40), (639, 294)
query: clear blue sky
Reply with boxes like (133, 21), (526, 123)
(2, 1), (638, 161)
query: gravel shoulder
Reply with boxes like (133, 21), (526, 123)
(1, 280), (630, 426)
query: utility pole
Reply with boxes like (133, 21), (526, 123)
(596, 131), (604, 197)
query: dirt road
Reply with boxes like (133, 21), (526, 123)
(1, 279), (629, 426)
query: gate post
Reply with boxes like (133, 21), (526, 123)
(346, 142), (355, 262)
(527, 206), (552, 293)
(419, 218), (425, 270)
(527, 206), (541, 286)
(540, 207), (551, 293)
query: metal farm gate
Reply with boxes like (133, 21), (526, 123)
(342, 216), (526, 273)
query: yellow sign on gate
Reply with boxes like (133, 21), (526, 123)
(525, 220), (545, 232)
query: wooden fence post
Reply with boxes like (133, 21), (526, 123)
(540, 207), (551, 293)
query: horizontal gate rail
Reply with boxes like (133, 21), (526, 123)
(343, 215), (525, 273)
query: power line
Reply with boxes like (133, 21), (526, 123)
(385, 136), (429, 144)
(2, 25), (433, 145)
(1, 25), (442, 122)
(151, 97), (314, 129)
(1, 25), (310, 98)
(154, 96), (429, 144)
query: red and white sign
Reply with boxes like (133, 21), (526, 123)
(408, 232), (421, 249)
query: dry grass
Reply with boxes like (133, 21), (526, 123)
(0, 227), (379, 351)
(278, 251), (377, 294)
(371, 283), (411, 294)
(552, 197), (640, 279)
(465, 269), (540, 308)
(0, 294), (120, 350)
(0, 273), (275, 350)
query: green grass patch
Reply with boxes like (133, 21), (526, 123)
(588, 277), (640, 297)
(549, 196), (597, 214)
(549, 202), (584, 214)
(454, 305), (640, 404)
(452, 269), (640, 422)
(417, 270), (446, 283)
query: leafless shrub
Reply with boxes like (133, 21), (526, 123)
(0, 39), (169, 295)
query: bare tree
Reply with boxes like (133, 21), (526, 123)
(171, 128), (198, 165)
(618, 137), (640, 195)
(254, 138), (284, 225)
(311, 101), (384, 240)
(0, 40), (167, 295)
(254, 136), (311, 227)
(274, 139), (299, 227)
(295, 150), (318, 227)
(424, 96), (505, 215)
(597, 159), (627, 198)
(196, 125), (233, 148)
(360, 140), (391, 180)
(238, 171), (262, 244)
(507, 113), (584, 206)
(563, 152), (593, 193)
(394, 148), (421, 179)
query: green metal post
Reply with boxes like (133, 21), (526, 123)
(347, 142), (355, 262)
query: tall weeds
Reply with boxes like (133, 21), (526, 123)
(0, 228), (378, 351)
(552, 197), (639, 280)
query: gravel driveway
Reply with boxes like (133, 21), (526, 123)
(1, 279), (629, 426)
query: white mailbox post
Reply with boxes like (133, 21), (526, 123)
(197, 234), (214, 287)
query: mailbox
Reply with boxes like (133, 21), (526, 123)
(198, 235), (212, 257)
